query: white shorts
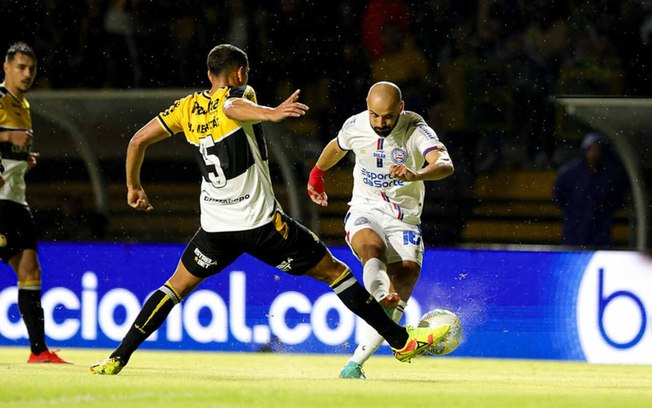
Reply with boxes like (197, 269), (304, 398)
(344, 206), (424, 266)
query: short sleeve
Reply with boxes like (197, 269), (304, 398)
(413, 122), (443, 157)
(0, 88), (10, 126)
(336, 115), (357, 151)
(157, 96), (188, 136)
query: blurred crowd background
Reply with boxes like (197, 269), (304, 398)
(2, 0), (650, 247)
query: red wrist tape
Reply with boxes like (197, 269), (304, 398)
(308, 166), (326, 195)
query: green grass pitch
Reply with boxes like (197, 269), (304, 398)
(1, 347), (651, 408)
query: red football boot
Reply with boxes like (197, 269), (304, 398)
(28, 350), (73, 364)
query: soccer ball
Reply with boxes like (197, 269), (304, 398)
(418, 308), (462, 356)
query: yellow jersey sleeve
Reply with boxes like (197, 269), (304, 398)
(154, 86), (257, 141)
(157, 95), (191, 136)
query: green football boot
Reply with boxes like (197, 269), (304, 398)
(392, 324), (450, 363)
(339, 361), (366, 379)
(89, 356), (125, 375)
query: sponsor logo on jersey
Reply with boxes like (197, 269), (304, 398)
(11, 144), (30, 154)
(354, 217), (369, 226)
(202, 192), (250, 204)
(191, 99), (220, 115)
(391, 148), (407, 164)
(161, 100), (181, 116)
(372, 150), (386, 159)
(193, 247), (217, 269)
(418, 124), (437, 140)
(343, 116), (356, 130)
(276, 257), (294, 272)
(360, 168), (405, 188)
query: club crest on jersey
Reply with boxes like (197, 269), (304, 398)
(391, 148), (407, 164)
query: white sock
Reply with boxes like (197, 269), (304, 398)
(392, 300), (407, 321)
(348, 300), (407, 365)
(363, 258), (390, 302)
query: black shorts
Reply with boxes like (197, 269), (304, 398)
(181, 211), (328, 278)
(0, 200), (38, 263)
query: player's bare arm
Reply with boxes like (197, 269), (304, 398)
(223, 89), (309, 123)
(0, 129), (33, 146)
(125, 118), (170, 212)
(307, 138), (348, 206)
(390, 145), (454, 182)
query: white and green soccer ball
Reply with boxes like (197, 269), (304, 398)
(418, 308), (463, 356)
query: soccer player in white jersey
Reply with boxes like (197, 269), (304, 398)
(307, 81), (454, 379)
(89, 45), (450, 375)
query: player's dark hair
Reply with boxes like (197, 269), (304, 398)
(207, 44), (248, 75)
(6, 42), (36, 62)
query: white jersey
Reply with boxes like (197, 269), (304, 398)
(337, 110), (442, 225)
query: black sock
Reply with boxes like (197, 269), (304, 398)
(18, 288), (48, 355)
(330, 268), (408, 348)
(111, 284), (181, 362)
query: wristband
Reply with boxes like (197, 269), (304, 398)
(308, 166), (326, 195)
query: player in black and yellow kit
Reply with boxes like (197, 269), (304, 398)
(0, 42), (70, 364)
(89, 44), (449, 375)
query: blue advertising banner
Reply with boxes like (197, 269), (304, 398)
(1, 243), (651, 364)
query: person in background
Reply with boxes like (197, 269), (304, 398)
(0, 42), (71, 364)
(553, 132), (628, 247)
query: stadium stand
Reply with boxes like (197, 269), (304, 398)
(462, 169), (629, 247)
(5, 1), (648, 250)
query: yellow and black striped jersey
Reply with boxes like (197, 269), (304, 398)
(157, 85), (279, 232)
(0, 84), (32, 205)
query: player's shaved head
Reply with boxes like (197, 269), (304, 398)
(367, 81), (402, 111)
(366, 82), (404, 137)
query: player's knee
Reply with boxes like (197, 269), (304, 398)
(357, 243), (386, 263)
(405, 269), (420, 287)
(392, 266), (420, 288)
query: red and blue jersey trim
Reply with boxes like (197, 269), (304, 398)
(380, 191), (405, 220)
(422, 145), (439, 157)
(376, 138), (384, 168)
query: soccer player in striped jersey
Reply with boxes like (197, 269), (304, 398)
(307, 81), (454, 379)
(0, 42), (71, 364)
(90, 45), (449, 375)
